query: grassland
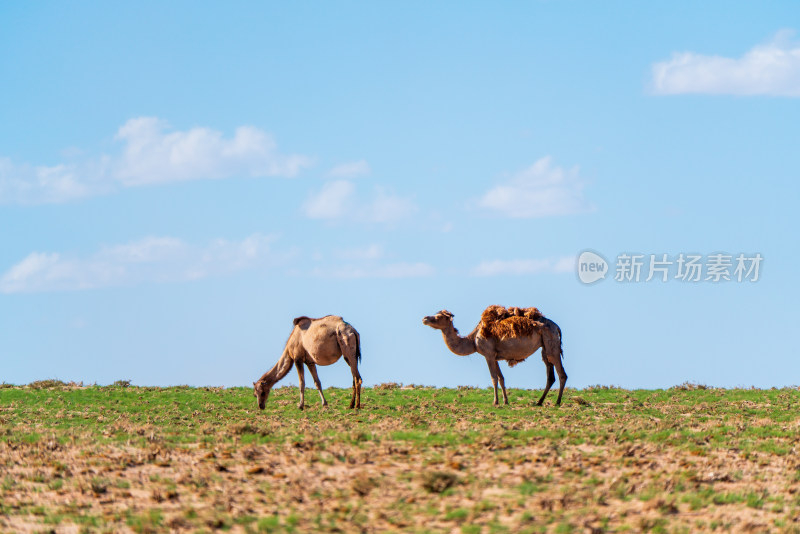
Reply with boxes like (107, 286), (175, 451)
(1, 383), (799, 533)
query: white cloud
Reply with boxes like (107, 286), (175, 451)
(303, 181), (416, 223)
(552, 256), (576, 273)
(114, 118), (311, 186)
(302, 180), (355, 219)
(0, 118), (311, 204)
(363, 187), (418, 223)
(312, 261), (435, 279)
(479, 156), (591, 218)
(328, 160), (371, 178)
(0, 234), (276, 293)
(1, 252), (65, 292)
(651, 30), (800, 96)
(309, 243), (432, 278)
(472, 256), (575, 276)
(0, 157), (105, 205)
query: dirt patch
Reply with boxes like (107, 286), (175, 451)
(1, 386), (799, 532)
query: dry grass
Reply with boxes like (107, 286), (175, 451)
(1, 385), (799, 532)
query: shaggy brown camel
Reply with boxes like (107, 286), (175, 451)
(423, 306), (566, 406)
(253, 315), (362, 410)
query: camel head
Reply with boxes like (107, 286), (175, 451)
(422, 310), (454, 330)
(253, 380), (271, 410)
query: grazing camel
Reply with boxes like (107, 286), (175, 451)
(253, 315), (362, 410)
(423, 306), (566, 406)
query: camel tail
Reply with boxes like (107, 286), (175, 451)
(556, 322), (563, 360)
(355, 330), (362, 364)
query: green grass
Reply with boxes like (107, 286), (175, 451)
(2, 384), (797, 448)
(1, 384), (799, 533)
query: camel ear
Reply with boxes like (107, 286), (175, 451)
(441, 310), (453, 318)
(253, 381), (257, 386)
(293, 316), (312, 328)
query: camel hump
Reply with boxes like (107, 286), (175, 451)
(479, 305), (547, 340)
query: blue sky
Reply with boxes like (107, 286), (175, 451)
(1, 2), (798, 389)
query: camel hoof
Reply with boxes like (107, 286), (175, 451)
(536, 401), (544, 407)
(298, 404), (304, 410)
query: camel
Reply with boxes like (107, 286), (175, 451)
(422, 306), (566, 406)
(253, 315), (362, 410)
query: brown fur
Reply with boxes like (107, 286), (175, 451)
(255, 315), (362, 410)
(506, 355), (524, 368)
(292, 315), (332, 327)
(423, 307), (567, 406)
(479, 305), (546, 340)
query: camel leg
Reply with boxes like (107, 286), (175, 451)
(337, 327), (362, 410)
(341, 356), (362, 410)
(536, 362), (555, 406)
(339, 356), (355, 409)
(495, 361), (509, 405)
(353, 332), (363, 409)
(294, 360), (306, 410)
(485, 358), (500, 406)
(541, 325), (567, 406)
(306, 362), (328, 407)
(348, 360), (363, 410)
(554, 360), (568, 406)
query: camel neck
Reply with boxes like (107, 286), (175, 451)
(259, 352), (293, 386)
(441, 323), (477, 356)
